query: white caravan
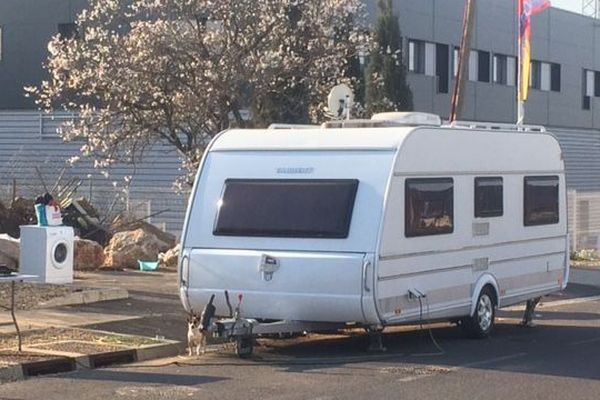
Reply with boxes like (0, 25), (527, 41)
(179, 113), (569, 354)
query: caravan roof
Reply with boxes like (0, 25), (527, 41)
(210, 126), (563, 174)
(210, 127), (414, 151)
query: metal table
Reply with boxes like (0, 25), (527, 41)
(0, 274), (38, 351)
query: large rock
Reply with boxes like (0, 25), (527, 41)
(74, 238), (105, 271)
(111, 218), (176, 248)
(0, 234), (19, 270)
(103, 228), (171, 269)
(158, 244), (180, 269)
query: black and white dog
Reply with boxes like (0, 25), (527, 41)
(186, 294), (216, 356)
(186, 313), (207, 356)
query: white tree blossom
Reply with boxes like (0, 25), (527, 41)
(28, 0), (370, 188)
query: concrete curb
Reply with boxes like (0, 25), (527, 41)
(0, 365), (24, 382)
(38, 288), (129, 308)
(0, 340), (183, 383)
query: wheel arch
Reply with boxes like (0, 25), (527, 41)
(470, 274), (500, 316)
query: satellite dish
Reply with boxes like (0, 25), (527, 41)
(327, 84), (354, 120)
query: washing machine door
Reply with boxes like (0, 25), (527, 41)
(51, 240), (70, 269)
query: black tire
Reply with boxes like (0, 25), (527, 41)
(462, 286), (496, 339)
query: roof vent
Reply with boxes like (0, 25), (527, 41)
(371, 112), (442, 127)
(322, 119), (391, 129)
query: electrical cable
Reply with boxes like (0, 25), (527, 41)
(424, 296), (445, 354)
(414, 294), (444, 356)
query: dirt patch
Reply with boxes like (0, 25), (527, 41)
(0, 350), (59, 368)
(0, 327), (161, 352)
(0, 282), (73, 310)
(30, 340), (125, 354)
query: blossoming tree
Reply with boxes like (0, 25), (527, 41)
(29, 0), (369, 187)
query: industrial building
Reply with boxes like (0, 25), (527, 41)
(0, 0), (599, 239)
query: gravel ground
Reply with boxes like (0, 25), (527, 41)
(0, 282), (73, 310)
(32, 340), (125, 354)
(0, 350), (59, 367)
(0, 328), (160, 353)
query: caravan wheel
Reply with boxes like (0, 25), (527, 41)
(463, 286), (496, 339)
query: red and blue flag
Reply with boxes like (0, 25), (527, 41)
(519, 0), (551, 102)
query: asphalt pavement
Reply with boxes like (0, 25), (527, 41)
(1, 268), (599, 400)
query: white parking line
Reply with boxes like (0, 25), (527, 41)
(397, 352), (528, 382)
(567, 337), (600, 346)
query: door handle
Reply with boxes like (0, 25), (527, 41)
(363, 260), (371, 293)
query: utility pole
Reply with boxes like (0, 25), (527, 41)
(450, 0), (476, 122)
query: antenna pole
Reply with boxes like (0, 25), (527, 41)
(450, 0), (476, 122)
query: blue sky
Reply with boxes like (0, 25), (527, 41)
(552, 0), (579, 13)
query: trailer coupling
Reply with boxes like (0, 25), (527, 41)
(207, 317), (345, 358)
(199, 291), (344, 357)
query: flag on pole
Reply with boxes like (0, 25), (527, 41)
(519, 0), (550, 102)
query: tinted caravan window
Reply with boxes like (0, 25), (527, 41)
(405, 178), (454, 237)
(214, 179), (358, 238)
(524, 176), (559, 226)
(475, 177), (503, 218)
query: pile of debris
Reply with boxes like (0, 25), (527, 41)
(0, 198), (36, 238)
(0, 194), (179, 272)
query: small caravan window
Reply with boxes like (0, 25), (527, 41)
(474, 177), (503, 218)
(213, 179), (358, 238)
(405, 178), (454, 237)
(524, 176), (559, 226)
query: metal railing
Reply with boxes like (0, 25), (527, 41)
(568, 190), (600, 253)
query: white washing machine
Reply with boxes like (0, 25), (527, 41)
(20, 225), (74, 284)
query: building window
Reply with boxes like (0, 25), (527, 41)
(408, 40), (425, 74)
(58, 23), (78, 40)
(507, 56), (517, 86)
(408, 39), (437, 77)
(493, 54), (517, 86)
(478, 51), (490, 83)
(424, 42), (436, 76)
(493, 54), (507, 84)
(583, 70), (594, 110)
(550, 63), (561, 92)
(530, 60), (542, 90)
(405, 178), (454, 237)
(452, 47), (459, 78)
(0, 26), (3, 61)
(436, 43), (449, 93)
(524, 176), (559, 226)
(468, 50), (478, 81)
(541, 62), (551, 91)
(594, 71), (600, 97)
(526, 61), (560, 92)
(475, 177), (503, 218)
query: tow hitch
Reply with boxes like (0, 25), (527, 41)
(199, 291), (345, 358)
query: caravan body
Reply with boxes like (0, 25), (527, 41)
(179, 117), (568, 331)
